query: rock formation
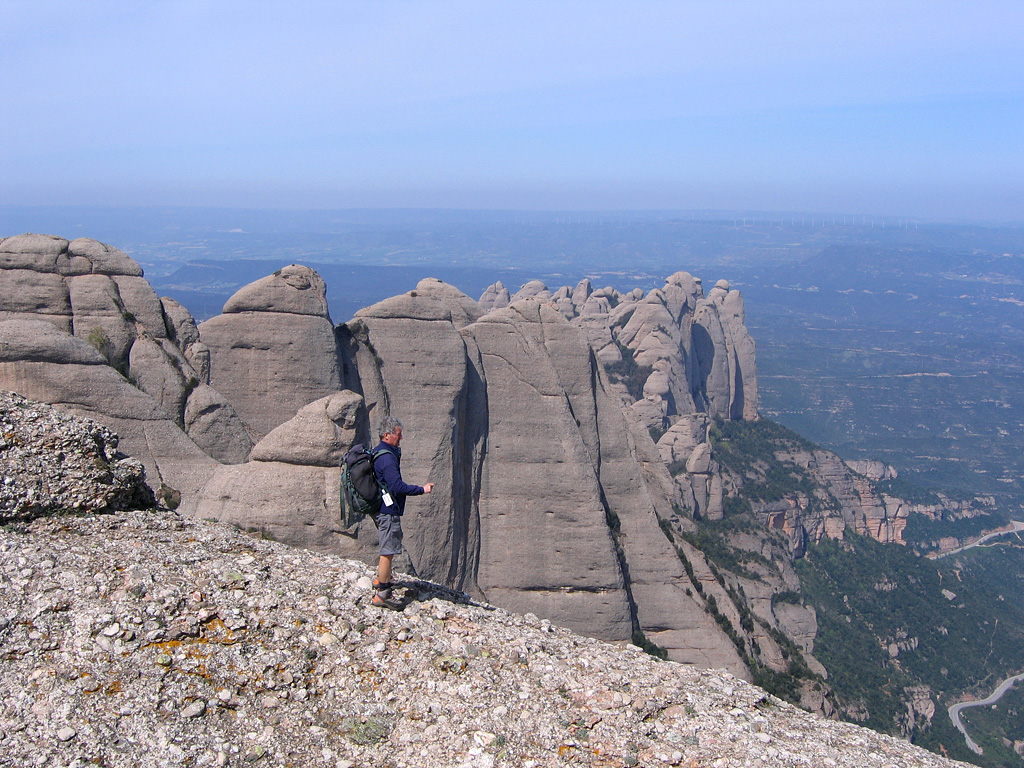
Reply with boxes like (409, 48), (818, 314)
(0, 234), (248, 489)
(193, 391), (375, 556)
(0, 233), (995, 729)
(477, 279), (510, 311)
(331, 279), (758, 673)
(481, 272), (759, 429)
(197, 264), (343, 440)
(0, 317), (217, 511)
(476, 273), (758, 520)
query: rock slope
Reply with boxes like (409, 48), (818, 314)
(0, 390), (152, 520)
(1, 507), (970, 768)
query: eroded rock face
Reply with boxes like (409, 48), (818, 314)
(183, 384), (254, 465)
(477, 280), (510, 311)
(161, 297), (211, 382)
(0, 234), (142, 276)
(136, 265), (769, 675)
(158, 297), (249, 460)
(0, 236), (155, 362)
(248, 391), (363, 467)
(347, 279), (488, 590)
(0, 269), (71, 330)
(717, 284), (759, 421)
(478, 271), (758, 430)
(342, 287), (749, 672)
(193, 391), (377, 561)
(575, 292), (621, 365)
(193, 461), (362, 554)
(899, 685), (938, 736)
(0, 319), (217, 512)
(509, 279), (552, 303)
(0, 236), (166, 380)
(197, 265), (343, 440)
(474, 272), (762, 549)
(657, 414), (711, 466)
(846, 458), (897, 481)
(223, 264), (331, 317)
(778, 447), (904, 544)
(411, 277), (485, 328)
(464, 300), (634, 641)
(0, 235), (250, 470)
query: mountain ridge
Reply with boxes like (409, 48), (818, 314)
(0, 231), (1011, 761)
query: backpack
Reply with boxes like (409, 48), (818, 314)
(340, 444), (389, 528)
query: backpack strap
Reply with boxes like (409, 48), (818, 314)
(370, 448), (391, 496)
(339, 459), (358, 530)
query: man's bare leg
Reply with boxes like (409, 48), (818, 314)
(372, 554), (403, 609)
(376, 554), (394, 592)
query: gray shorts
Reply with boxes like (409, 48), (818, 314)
(374, 512), (403, 556)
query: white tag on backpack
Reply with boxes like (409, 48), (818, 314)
(381, 491), (394, 507)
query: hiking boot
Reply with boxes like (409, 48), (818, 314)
(372, 578), (392, 592)
(371, 592), (403, 611)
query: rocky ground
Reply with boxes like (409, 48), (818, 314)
(0, 390), (153, 521)
(1, 507), (970, 768)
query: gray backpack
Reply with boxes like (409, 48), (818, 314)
(340, 444), (389, 527)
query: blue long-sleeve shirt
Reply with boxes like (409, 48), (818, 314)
(372, 441), (423, 516)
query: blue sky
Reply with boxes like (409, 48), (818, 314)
(2, 1), (1022, 221)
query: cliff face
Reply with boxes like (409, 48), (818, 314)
(0, 233), (990, 714)
(0, 235), (226, 510)
(528, 272), (759, 429)
(495, 273), (758, 524)
(343, 279), (749, 673)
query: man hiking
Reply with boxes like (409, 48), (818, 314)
(371, 415), (433, 610)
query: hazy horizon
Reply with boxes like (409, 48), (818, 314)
(3, 202), (1020, 231)
(3, 2), (1022, 223)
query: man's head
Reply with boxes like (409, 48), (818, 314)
(379, 415), (404, 446)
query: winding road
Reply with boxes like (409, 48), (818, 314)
(930, 520), (1024, 559)
(938, 521), (1024, 753)
(948, 672), (1024, 754)
(937, 520), (1024, 753)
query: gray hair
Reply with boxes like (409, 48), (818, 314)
(378, 415), (404, 439)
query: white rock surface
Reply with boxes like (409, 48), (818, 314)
(0, 390), (152, 519)
(0, 507), (970, 768)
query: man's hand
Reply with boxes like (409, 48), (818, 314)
(423, 482), (435, 494)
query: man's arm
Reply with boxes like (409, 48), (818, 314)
(376, 455), (426, 496)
